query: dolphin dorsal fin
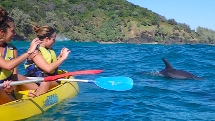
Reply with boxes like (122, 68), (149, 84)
(162, 58), (174, 69)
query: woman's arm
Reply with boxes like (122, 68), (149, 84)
(0, 38), (41, 70)
(0, 52), (31, 70)
(30, 48), (70, 73)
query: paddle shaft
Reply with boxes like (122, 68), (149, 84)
(0, 78), (94, 87)
(0, 70), (103, 87)
(58, 78), (94, 83)
(0, 76), (133, 91)
(0, 79), (45, 87)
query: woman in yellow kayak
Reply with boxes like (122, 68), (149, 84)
(23, 25), (70, 97)
(0, 6), (41, 104)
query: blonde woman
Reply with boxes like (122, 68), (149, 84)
(24, 25), (70, 97)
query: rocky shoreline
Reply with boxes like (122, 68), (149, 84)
(12, 32), (202, 44)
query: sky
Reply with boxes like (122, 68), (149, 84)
(126, 0), (215, 31)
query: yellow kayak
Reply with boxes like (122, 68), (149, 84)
(0, 80), (79, 121)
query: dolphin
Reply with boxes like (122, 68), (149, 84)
(159, 58), (201, 80)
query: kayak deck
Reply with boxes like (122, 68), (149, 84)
(0, 81), (79, 121)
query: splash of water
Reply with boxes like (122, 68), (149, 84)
(56, 34), (70, 41)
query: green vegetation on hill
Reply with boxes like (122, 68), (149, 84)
(1, 0), (215, 44)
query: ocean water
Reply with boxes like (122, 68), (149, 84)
(12, 41), (215, 121)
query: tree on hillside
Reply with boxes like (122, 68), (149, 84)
(197, 27), (215, 43)
(10, 8), (31, 39)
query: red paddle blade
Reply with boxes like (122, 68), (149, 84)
(67, 70), (103, 75)
(44, 70), (103, 82)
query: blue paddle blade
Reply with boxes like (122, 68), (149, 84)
(94, 76), (133, 91)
